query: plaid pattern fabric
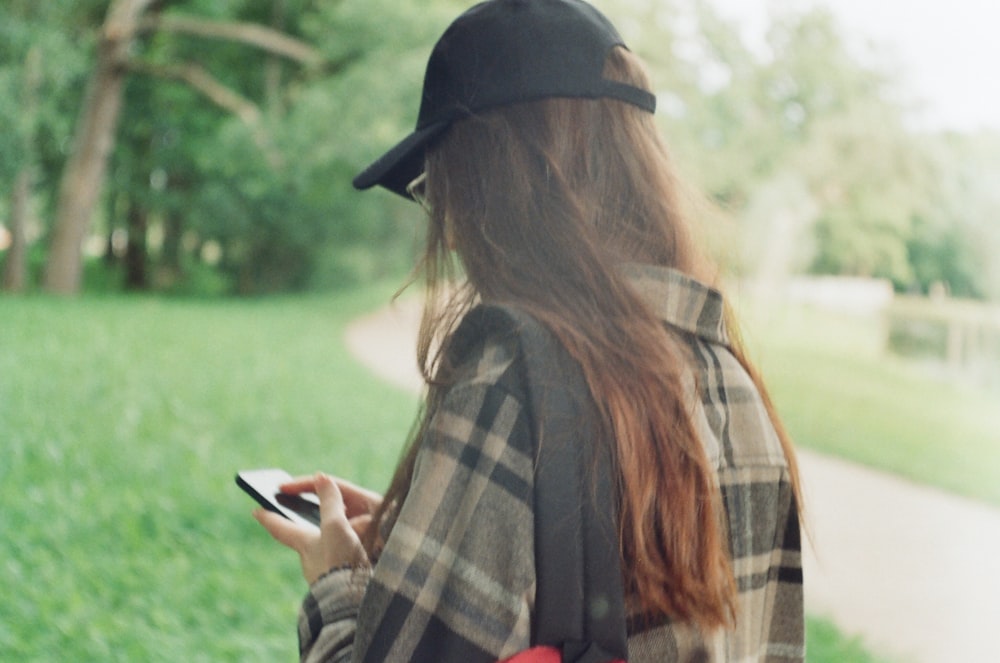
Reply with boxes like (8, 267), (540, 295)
(298, 266), (804, 662)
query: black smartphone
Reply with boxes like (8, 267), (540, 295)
(236, 468), (321, 528)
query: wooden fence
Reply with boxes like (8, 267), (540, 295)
(887, 295), (1000, 379)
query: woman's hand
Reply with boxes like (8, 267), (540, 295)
(285, 474), (383, 542)
(253, 473), (381, 584)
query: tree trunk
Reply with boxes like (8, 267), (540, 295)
(43, 0), (156, 295)
(159, 210), (184, 282)
(265, 0), (288, 116)
(3, 46), (42, 293)
(103, 185), (122, 266)
(124, 203), (148, 290)
(1, 170), (31, 293)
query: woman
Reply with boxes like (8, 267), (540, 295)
(254, 0), (804, 661)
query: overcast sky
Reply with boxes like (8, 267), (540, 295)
(706, 0), (1000, 132)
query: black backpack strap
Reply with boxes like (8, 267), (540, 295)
(454, 305), (628, 662)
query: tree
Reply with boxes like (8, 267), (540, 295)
(1, 47), (40, 292)
(762, 10), (929, 284)
(43, 0), (157, 294)
(127, 0), (453, 294)
(908, 131), (1000, 299)
(19, 0), (978, 298)
(623, 2), (933, 286)
(1, 0), (103, 292)
(42, 0), (324, 294)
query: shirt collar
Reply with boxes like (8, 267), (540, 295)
(620, 263), (730, 347)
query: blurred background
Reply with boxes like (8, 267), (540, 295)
(1, 0), (997, 661)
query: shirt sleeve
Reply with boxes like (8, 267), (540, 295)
(298, 567), (371, 663)
(761, 478), (804, 662)
(297, 339), (537, 663)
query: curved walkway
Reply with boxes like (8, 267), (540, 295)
(345, 298), (1000, 663)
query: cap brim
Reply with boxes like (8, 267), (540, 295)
(353, 120), (451, 199)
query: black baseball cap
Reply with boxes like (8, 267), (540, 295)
(353, 0), (657, 198)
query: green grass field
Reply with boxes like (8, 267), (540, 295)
(4, 287), (989, 660)
(740, 299), (1000, 506)
(0, 288), (419, 661)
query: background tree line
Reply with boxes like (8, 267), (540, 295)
(1, 0), (998, 299)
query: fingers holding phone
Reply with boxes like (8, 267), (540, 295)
(279, 474), (383, 522)
(238, 469), (371, 584)
(236, 468), (321, 528)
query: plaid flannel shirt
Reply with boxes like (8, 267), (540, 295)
(298, 264), (804, 662)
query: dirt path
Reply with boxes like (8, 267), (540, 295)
(345, 299), (1000, 663)
(798, 450), (1000, 662)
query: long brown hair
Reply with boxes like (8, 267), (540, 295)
(370, 47), (802, 631)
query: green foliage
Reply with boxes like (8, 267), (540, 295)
(904, 131), (1000, 298)
(904, 212), (978, 296)
(637, 2), (931, 285)
(606, 1), (1000, 297)
(92, 0), (451, 293)
(0, 0), (98, 186)
(2, 0), (998, 298)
